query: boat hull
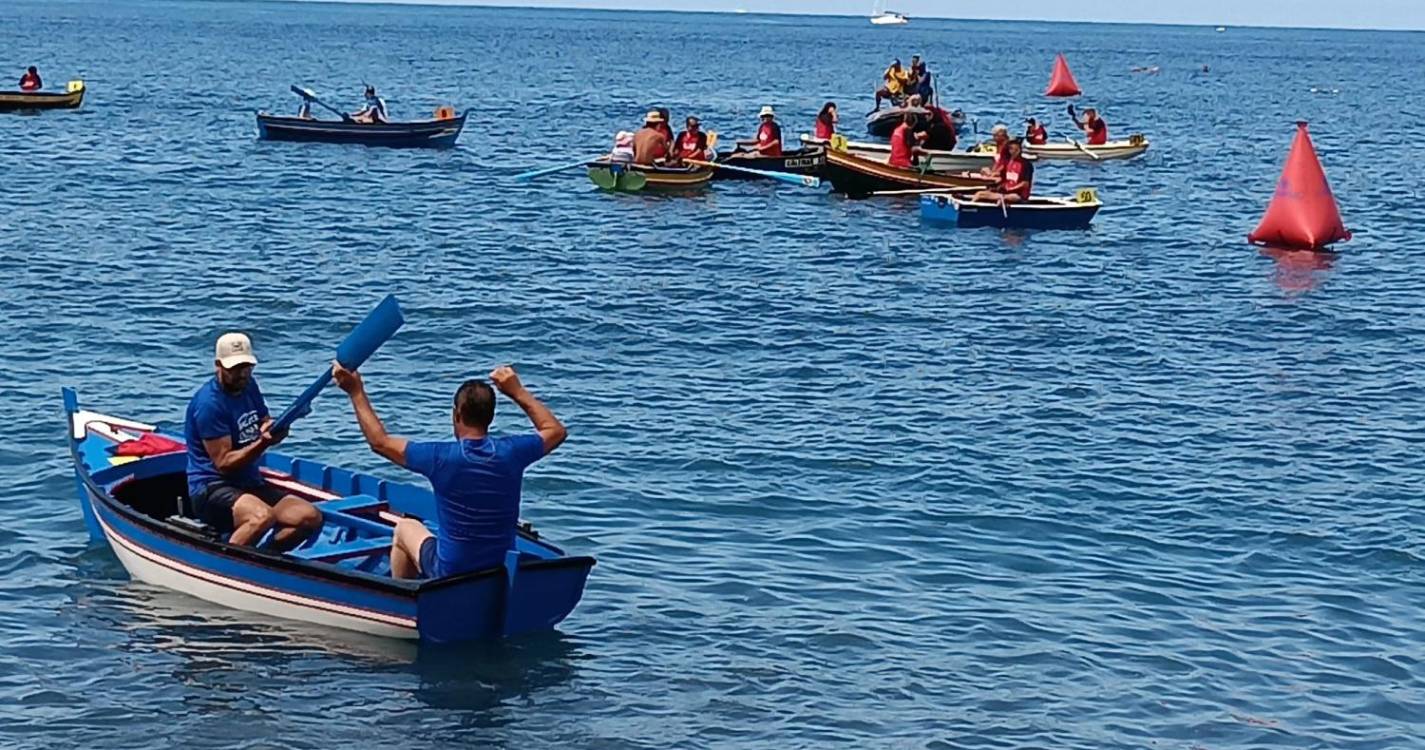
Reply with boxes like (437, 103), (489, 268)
(587, 160), (713, 191)
(714, 147), (824, 179)
(0, 81), (85, 112)
(1025, 138), (1149, 161)
(255, 112), (466, 148)
(823, 148), (993, 198)
(920, 194), (1101, 229)
(802, 135), (995, 172)
(63, 391), (594, 643)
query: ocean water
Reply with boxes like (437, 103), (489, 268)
(3, 1), (1424, 748)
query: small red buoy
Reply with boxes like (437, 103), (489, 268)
(1045, 53), (1082, 97)
(1248, 122), (1350, 251)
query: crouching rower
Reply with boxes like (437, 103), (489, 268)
(331, 362), (567, 580)
(971, 139), (1033, 205)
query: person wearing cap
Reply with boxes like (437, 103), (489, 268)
(1025, 118), (1048, 145)
(610, 130), (636, 165)
(748, 105), (783, 157)
(351, 85), (387, 124)
(632, 110), (670, 165)
(1069, 104), (1109, 145)
(184, 333), (323, 549)
(329, 362), (567, 580)
(673, 116), (712, 163)
(874, 58), (910, 111)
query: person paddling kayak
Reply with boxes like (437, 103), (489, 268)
(1069, 104), (1109, 145)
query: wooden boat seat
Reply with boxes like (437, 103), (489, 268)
(288, 537), (391, 562)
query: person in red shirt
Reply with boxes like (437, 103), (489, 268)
(1024, 117), (1048, 145)
(888, 112), (918, 169)
(750, 105), (782, 157)
(977, 124), (1012, 179)
(814, 102), (838, 140)
(972, 139), (1034, 204)
(1069, 104), (1109, 145)
(673, 116), (711, 163)
(18, 66), (42, 91)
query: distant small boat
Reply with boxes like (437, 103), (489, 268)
(255, 110), (466, 148)
(0, 80), (85, 113)
(1216, 26), (1227, 32)
(920, 191), (1103, 230)
(870, 0), (908, 24)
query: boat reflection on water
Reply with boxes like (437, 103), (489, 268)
(1260, 246), (1337, 295)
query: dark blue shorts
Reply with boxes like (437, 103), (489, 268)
(418, 537), (439, 579)
(191, 479), (287, 532)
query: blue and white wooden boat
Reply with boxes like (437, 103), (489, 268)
(255, 111), (466, 148)
(919, 190), (1102, 230)
(62, 388), (593, 643)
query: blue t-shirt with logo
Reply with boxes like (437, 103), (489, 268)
(185, 377), (270, 497)
(404, 434), (546, 578)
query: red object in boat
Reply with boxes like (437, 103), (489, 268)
(1045, 53), (1082, 97)
(1247, 121), (1351, 251)
(111, 431), (184, 457)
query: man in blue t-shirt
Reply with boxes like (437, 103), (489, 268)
(330, 362), (566, 579)
(185, 332), (323, 549)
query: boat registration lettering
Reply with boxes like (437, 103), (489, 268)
(1076, 187), (1099, 204)
(785, 157), (819, 168)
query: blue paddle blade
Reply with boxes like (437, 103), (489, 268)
(272, 295), (405, 433)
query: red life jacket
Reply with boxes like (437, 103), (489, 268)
(1087, 118), (1108, 145)
(676, 130), (708, 159)
(1000, 157), (1033, 199)
(814, 116), (835, 140)
(1027, 124), (1048, 145)
(757, 120), (783, 157)
(889, 123), (914, 168)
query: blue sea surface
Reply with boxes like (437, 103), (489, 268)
(3, 1), (1424, 748)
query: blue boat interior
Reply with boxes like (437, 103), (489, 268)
(81, 431), (563, 580)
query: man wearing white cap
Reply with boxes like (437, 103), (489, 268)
(750, 105), (782, 157)
(184, 333), (323, 549)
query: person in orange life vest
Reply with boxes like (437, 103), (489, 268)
(887, 112), (920, 169)
(632, 110), (670, 165)
(747, 105), (782, 157)
(18, 66), (42, 91)
(1069, 104), (1109, 145)
(977, 124), (1012, 178)
(814, 102), (838, 140)
(972, 139), (1034, 204)
(1024, 117), (1048, 145)
(673, 116), (712, 163)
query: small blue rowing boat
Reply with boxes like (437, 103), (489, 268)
(920, 189), (1102, 230)
(62, 388), (593, 643)
(255, 111), (466, 148)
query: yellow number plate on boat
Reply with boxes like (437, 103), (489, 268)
(1076, 187), (1099, 204)
(829, 134), (849, 153)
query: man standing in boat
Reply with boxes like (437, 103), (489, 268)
(185, 333), (324, 549)
(329, 362), (567, 580)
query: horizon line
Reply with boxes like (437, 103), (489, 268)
(280, 0), (1425, 33)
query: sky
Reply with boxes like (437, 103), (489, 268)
(328, 0), (1425, 31)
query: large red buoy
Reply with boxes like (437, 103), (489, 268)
(1044, 53), (1082, 97)
(1248, 121), (1350, 250)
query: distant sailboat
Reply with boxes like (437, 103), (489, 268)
(870, 0), (908, 25)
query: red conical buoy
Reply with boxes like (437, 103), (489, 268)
(1045, 53), (1082, 97)
(1248, 122), (1350, 250)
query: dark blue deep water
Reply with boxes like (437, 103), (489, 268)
(3, 1), (1424, 747)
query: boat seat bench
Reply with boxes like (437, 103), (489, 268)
(288, 537), (391, 562)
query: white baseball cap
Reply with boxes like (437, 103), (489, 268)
(215, 332), (257, 369)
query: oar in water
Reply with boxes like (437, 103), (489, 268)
(684, 158), (821, 188)
(290, 84), (353, 123)
(515, 156), (605, 182)
(271, 295), (406, 433)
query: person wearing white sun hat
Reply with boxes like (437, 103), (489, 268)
(741, 105), (783, 157)
(184, 332), (322, 549)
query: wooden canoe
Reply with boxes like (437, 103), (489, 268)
(0, 80), (85, 112)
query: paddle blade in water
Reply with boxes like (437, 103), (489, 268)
(618, 171), (647, 192)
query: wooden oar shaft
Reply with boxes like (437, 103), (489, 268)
(685, 158), (821, 188)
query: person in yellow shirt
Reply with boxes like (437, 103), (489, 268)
(874, 58), (909, 111)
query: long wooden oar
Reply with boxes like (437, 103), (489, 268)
(515, 156), (605, 181)
(869, 186), (976, 197)
(272, 295), (405, 433)
(684, 158), (821, 188)
(1067, 137), (1101, 161)
(290, 84), (352, 123)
